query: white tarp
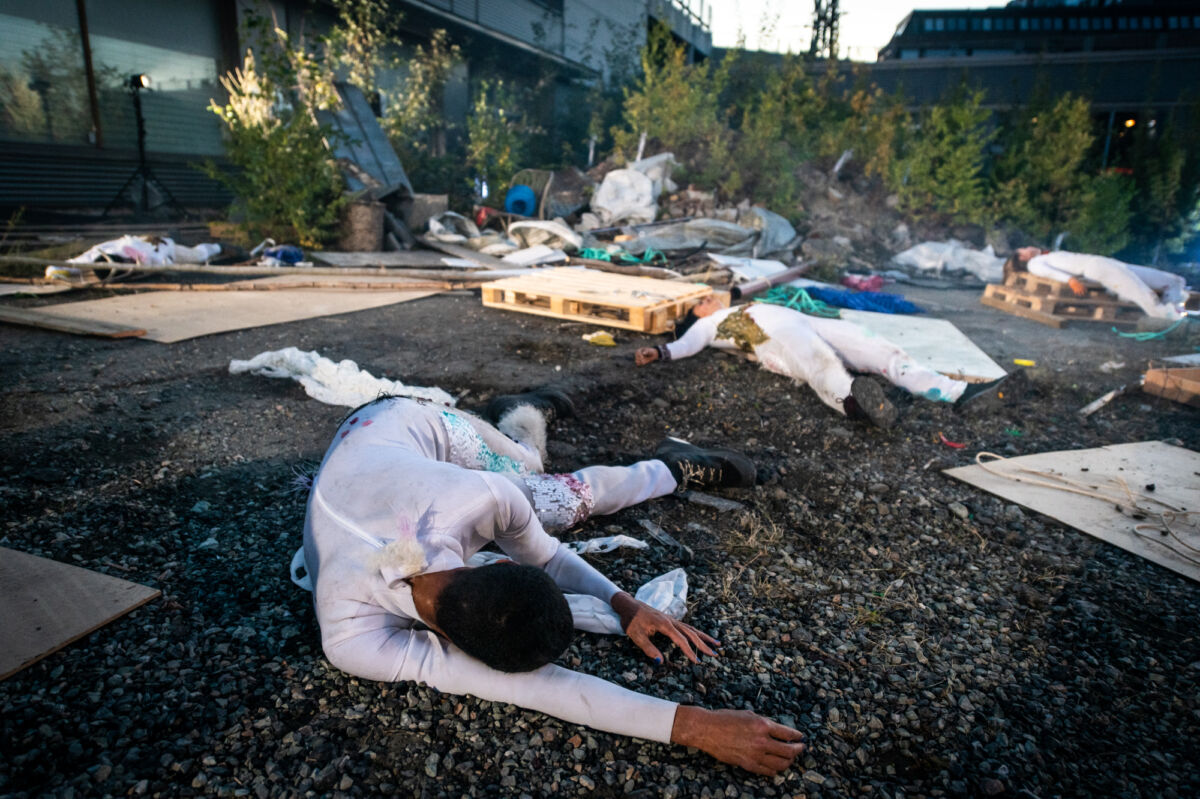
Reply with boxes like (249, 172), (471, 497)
(892, 240), (1005, 283)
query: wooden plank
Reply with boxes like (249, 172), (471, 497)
(0, 547), (160, 680)
(945, 442), (1200, 584)
(980, 292), (1066, 328)
(0, 305), (146, 338)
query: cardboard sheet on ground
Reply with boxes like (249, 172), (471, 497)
(0, 547), (160, 679)
(839, 309), (1006, 381)
(6, 276), (439, 343)
(945, 442), (1200, 583)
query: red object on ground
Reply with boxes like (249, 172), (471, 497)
(842, 274), (886, 292)
(938, 431), (966, 449)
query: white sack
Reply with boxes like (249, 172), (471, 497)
(589, 169), (657, 227)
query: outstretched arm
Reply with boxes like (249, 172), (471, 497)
(325, 626), (804, 774)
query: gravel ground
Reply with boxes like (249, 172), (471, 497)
(1, 286), (1198, 798)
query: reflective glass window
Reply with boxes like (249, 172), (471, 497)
(87, 0), (224, 155)
(0, 1), (92, 145)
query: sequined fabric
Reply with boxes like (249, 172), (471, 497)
(716, 308), (769, 353)
(439, 411), (531, 475)
(523, 474), (595, 533)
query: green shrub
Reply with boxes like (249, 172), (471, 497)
(991, 93), (1098, 239)
(1065, 171), (1134, 255)
(613, 22), (731, 187)
(891, 86), (993, 224)
(205, 50), (347, 247)
(466, 80), (540, 202)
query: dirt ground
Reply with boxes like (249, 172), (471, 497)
(1, 282), (1198, 798)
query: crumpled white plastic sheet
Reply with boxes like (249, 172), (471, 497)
(564, 534), (649, 555)
(507, 219), (583, 251)
(290, 535), (689, 636)
(69, 235), (220, 266)
(587, 168), (657, 227)
(229, 347), (456, 408)
(891, 240), (1005, 283)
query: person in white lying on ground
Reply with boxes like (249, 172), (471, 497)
(1010, 246), (1187, 321)
(634, 296), (1017, 428)
(302, 393), (805, 776)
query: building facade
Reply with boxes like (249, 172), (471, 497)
(0, 0), (711, 215)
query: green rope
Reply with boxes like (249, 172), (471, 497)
(577, 247), (667, 266)
(755, 286), (841, 318)
(1111, 317), (1187, 341)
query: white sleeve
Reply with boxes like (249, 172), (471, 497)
(324, 625), (679, 743)
(1027, 254), (1076, 284)
(665, 313), (720, 361)
(543, 544), (622, 603)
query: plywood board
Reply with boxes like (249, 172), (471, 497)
(840, 309), (1007, 382)
(0, 547), (160, 680)
(945, 442), (1200, 583)
(0, 283), (73, 297)
(1, 276), (438, 343)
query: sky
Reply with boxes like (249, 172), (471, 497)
(709, 0), (1004, 61)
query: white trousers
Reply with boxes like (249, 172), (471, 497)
(752, 315), (967, 414)
(447, 407), (677, 531)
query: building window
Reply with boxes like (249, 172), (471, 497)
(1032, 18), (1041, 31)
(924, 18), (933, 32)
(1103, 18), (1112, 30)
(970, 18), (980, 31)
(1142, 17), (1151, 30)
(982, 18), (992, 31)
(935, 18), (944, 31)
(1154, 17), (1163, 30)
(0, 4), (93, 146)
(87, 0), (224, 156)
(1130, 18), (1138, 30)
(1118, 17), (1127, 30)
(1169, 17), (1178, 30)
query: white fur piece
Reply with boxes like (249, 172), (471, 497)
(366, 538), (427, 578)
(497, 404), (547, 461)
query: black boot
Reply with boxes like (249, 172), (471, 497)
(484, 387), (575, 425)
(843, 377), (898, 429)
(955, 370), (1027, 413)
(654, 437), (757, 490)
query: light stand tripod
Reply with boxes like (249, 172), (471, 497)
(103, 74), (186, 218)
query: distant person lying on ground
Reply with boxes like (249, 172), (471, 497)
(302, 392), (805, 775)
(635, 296), (1019, 428)
(1008, 247), (1188, 321)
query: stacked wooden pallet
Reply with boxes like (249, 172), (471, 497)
(980, 271), (1144, 328)
(480, 268), (711, 334)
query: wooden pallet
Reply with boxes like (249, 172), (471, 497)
(480, 268), (711, 333)
(980, 272), (1144, 328)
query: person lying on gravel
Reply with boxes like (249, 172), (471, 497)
(302, 393), (806, 775)
(1006, 246), (1187, 321)
(635, 295), (1021, 427)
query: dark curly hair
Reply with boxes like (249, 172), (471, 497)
(435, 563), (574, 672)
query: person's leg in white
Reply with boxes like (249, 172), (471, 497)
(1128, 264), (1188, 308)
(502, 460), (678, 533)
(804, 317), (967, 403)
(752, 318), (855, 414)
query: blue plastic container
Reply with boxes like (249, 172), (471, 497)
(504, 184), (537, 216)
